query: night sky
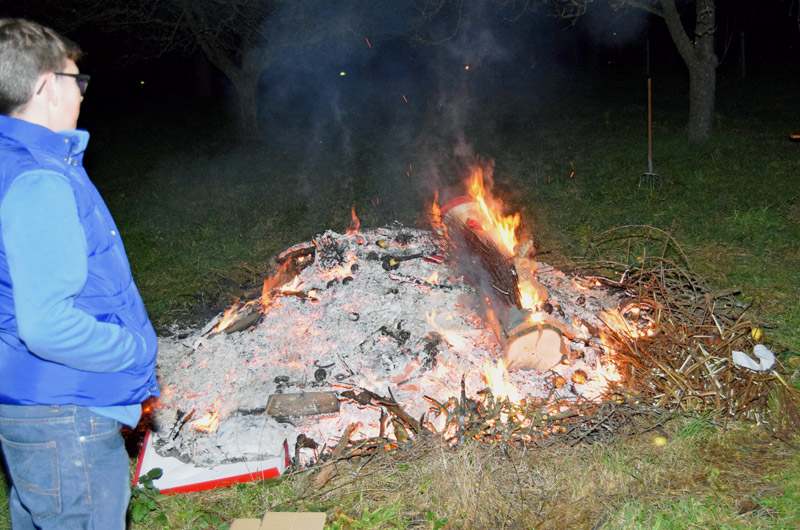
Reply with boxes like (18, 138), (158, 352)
(3, 0), (798, 202)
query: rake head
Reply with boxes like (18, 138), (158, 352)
(638, 171), (662, 189)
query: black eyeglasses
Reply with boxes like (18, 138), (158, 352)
(55, 73), (90, 95)
(36, 72), (91, 96)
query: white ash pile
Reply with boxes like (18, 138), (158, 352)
(151, 225), (625, 468)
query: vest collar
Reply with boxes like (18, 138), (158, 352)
(0, 115), (90, 159)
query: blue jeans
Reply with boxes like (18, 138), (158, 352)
(0, 404), (130, 530)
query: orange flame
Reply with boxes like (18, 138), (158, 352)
(346, 205), (360, 235)
(192, 410), (220, 433)
(519, 286), (543, 315)
(430, 190), (446, 237)
(483, 359), (520, 402)
(214, 299), (241, 333)
(214, 264), (310, 334)
(467, 167), (520, 254)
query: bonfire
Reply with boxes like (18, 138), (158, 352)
(143, 164), (799, 479)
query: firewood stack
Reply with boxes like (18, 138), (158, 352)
(438, 196), (568, 371)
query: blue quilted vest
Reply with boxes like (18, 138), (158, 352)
(0, 116), (159, 406)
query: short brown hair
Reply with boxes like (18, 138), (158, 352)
(0, 18), (83, 115)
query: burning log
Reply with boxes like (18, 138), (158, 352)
(220, 304), (263, 334)
(439, 195), (566, 371)
(204, 299), (265, 338)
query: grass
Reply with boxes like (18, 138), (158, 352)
(2, 62), (800, 528)
(103, 421), (800, 529)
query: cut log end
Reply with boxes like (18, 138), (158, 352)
(503, 324), (568, 371)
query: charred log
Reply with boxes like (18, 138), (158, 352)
(440, 197), (566, 371)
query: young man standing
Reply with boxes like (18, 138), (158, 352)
(0, 18), (159, 529)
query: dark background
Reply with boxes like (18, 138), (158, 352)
(2, 1), (799, 234)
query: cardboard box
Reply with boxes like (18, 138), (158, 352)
(230, 512), (326, 530)
(134, 430), (290, 495)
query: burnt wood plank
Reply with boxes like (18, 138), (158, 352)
(266, 392), (340, 418)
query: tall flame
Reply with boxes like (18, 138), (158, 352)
(467, 167), (520, 254)
(483, 359), (520, 402)
(346, 205), (360, 235)
(430, 189), (446, 236)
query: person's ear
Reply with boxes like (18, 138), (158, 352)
(34, 72), (58, 106)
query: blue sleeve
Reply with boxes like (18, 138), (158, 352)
(0, 170), (139, 372)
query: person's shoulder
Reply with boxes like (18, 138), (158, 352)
(0, 138), (43, 176)
(0, 135), (68, 178)
(0, 141), (72, 205)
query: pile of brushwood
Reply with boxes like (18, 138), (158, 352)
(579, 226), (800, 436)
(294, 226), (800, 472)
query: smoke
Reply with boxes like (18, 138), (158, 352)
(253, 1), (570, 223)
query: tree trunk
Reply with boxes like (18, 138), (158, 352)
(686, 52), (716, 143)
(180, 0), (267, 139)
(658, 0), (718, 143)
(685, 0), (717, 142)
(231, 74), (260, 137)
